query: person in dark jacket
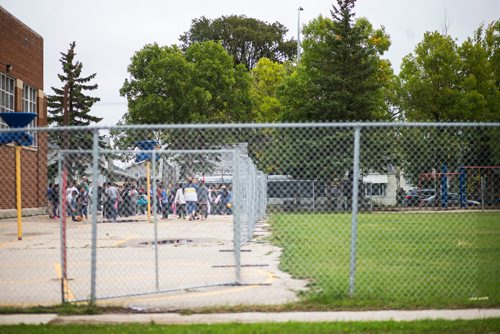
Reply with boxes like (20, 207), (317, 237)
(50, 184), (60, 219)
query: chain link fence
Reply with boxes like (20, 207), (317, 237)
(0, 123), (499, 307)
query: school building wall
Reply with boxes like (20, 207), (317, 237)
(0, 6), (48, 215)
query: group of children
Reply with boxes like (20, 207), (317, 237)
(46, 177), (91, 221)
(149, 177), (233, 221)
(47, 176), (233, 222)
(100, 177), (233, 222)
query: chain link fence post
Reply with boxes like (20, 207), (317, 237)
(233, 149), (241, 284)
(57, 151), (65, 304)
(152, 151), (160, 291)
(349, 126), (361, 297)
(90, 129), (99, 303)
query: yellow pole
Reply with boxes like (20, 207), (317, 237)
(146, 161), (151, 223)
(16, 146), (22, 240)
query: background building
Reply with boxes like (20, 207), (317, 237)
(0, 6), (47, 217)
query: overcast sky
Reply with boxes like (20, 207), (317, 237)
(2, 0), (499, 125)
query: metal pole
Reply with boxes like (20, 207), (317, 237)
(60, 157), (69, 302)
(233, 150), (241, 284)
(152, 152), (160, 291)
(370, 183), (373, 213)
(249, 161), (255, 237)
(349, 127), (361, 297)
(441, 163), (448, 209)
(312, 180), (315, 212)
(481, 176), (485, 212)
(15, 146), (22, 240)
(297, 7), (304, 61)
(90, 130), (99, 303)
(146, 161), (151, 223)
(459, 165), (466, 208)
(61, 83), (70, 302)
(57, 152), (65, 304)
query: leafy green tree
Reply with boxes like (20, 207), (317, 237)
(185, 41), (253, 122)
(482, 20), (500, 88)
(119, 42), (254, 177)
(280, 0), (392, 122)
(397, 23), (500, 188)
(398, 23), (499, 122)
(398, 32), (463, 121)
(397, 33), (465, 187)
(120, 42), (253, 125)
(397, 33), (463, 188)
(250, 58), (287, 122)
(459, 23), (500, 170)
(459, 22), (500, 122)
(120, 43), (198, 124)
(230, 63), (254, 121)
(180, 15), (296, 69)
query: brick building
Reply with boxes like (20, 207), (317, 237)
(0, 6), (48, 216)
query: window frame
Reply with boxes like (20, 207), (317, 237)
(0, 72), (15, 128)
(366, 183), (387, 197)
(23, 84), (38, 148)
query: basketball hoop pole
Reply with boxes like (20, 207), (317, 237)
(16, 146), (22, 240)
(0, 111), (37, 241)
(135, 140), (158, 223)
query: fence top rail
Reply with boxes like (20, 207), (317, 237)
(0, 122), (499, 133)
(58, 149), (238, 155)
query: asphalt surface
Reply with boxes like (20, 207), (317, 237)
(0, 213), (305, 308)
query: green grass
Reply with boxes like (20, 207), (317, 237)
(0, 304), (102, 315)
(0, 319), (499, 334)
(271, 211), (500, 309)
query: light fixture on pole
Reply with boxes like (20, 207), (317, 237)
(297, 6), (304, 62)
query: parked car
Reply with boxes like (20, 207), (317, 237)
(421, 193), (480, 207)
(403, 188), (435, 206)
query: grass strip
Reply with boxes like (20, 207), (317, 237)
(0, 319), (499, 334)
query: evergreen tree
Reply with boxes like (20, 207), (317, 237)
(273, 0), (393, 183)
(281, 0), (390, 121)
(47, 41), (102, 127)
(46, 42), (102, 180)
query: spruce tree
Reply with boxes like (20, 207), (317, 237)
(47, 42), (103, 181)
(285, 0), (386, 121)
(47, 41), (102, 127)
(327, 0), (378, 120)
(275, 0), (393, 183)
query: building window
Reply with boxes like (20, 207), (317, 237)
(23, 85), (38, 147)
(0, 73), (15, 128)
(366, 183), (387, 196)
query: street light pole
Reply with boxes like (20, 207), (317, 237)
(297, 6), (304, 62)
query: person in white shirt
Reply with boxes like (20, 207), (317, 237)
(66, 190), (78, 221)
(66, 179), (78, 196)
(184, 177), (198, 221)
(174, 183), (186, 219)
